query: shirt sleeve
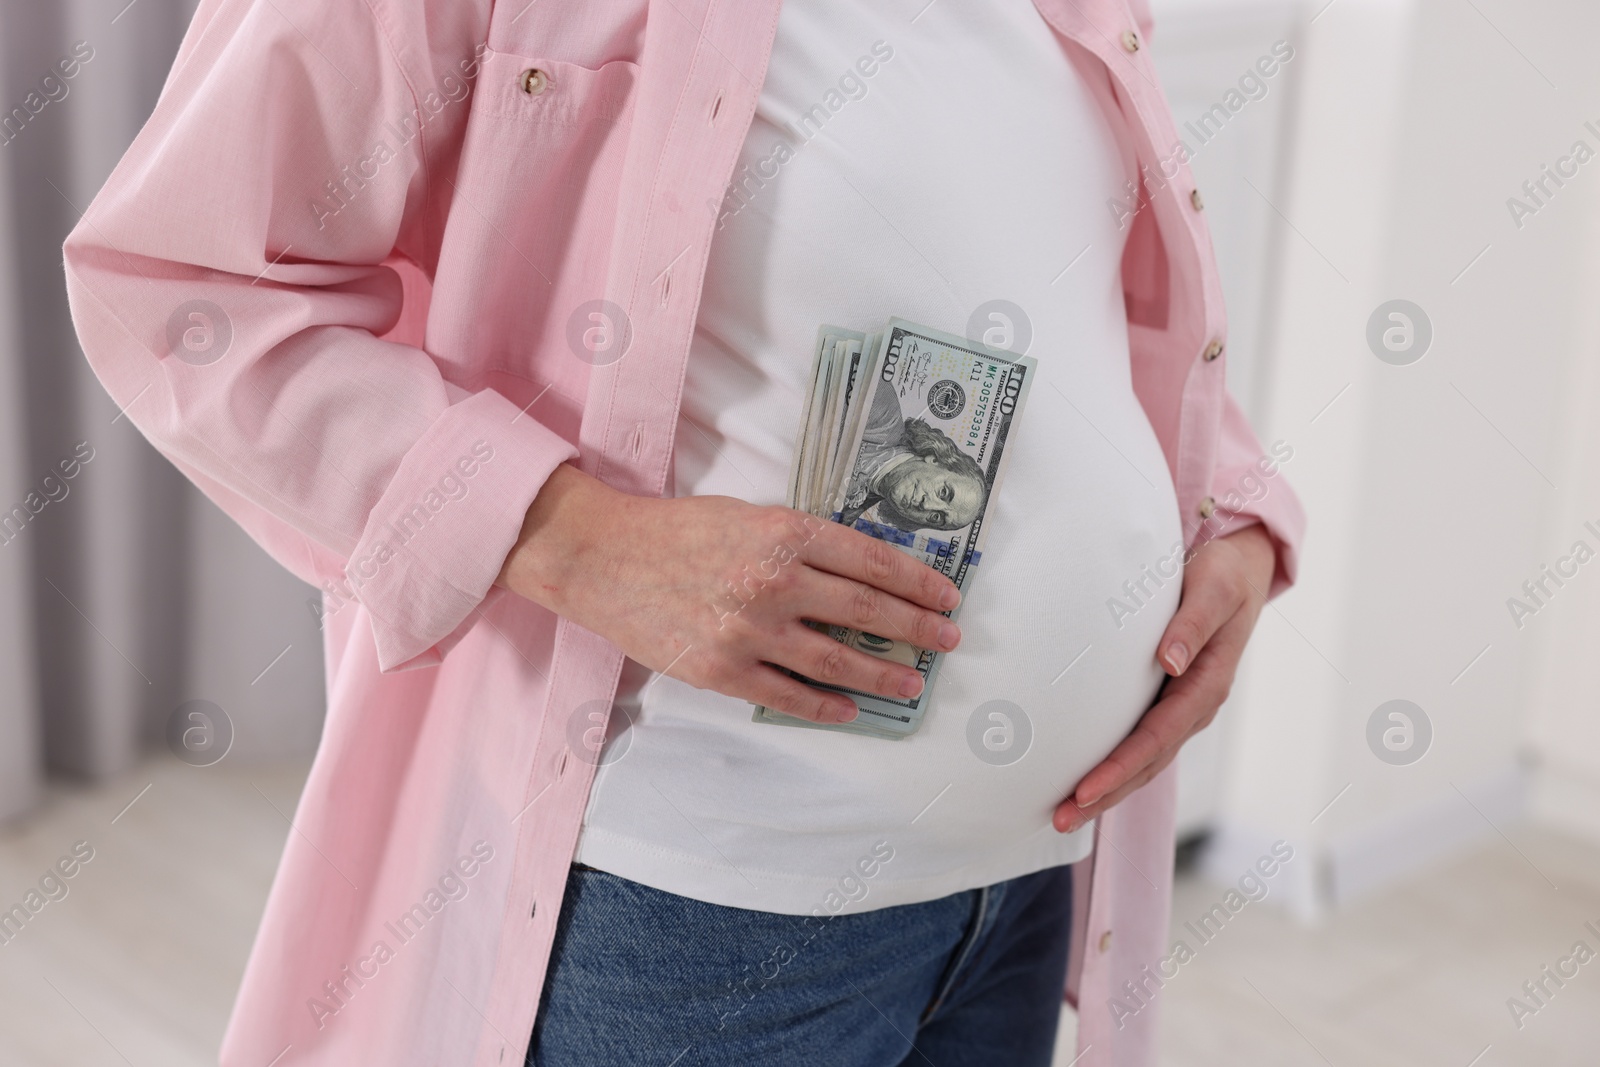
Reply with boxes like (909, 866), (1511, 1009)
(62, 0), (576, 671)
(1206, 389), (1306, 601)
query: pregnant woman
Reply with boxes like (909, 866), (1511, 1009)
(64, 0), (1304, 1064)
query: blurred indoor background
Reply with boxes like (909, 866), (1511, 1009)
(2, 0), (1598, 1063)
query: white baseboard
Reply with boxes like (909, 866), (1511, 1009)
(1324, 764), (1526, 907)
(1527, 760), (1600, 845)
(1199, 762), (1528, 922)
(1199, 820), (1328, 924)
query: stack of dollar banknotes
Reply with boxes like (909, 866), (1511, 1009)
(752, 317), (1036, 739)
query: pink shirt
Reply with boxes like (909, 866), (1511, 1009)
(63, 1), (1306, 1064)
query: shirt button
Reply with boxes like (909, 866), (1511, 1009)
(519, 68), (550, 95)
(1190, 188), (1205, 211)
(1198, 496), (1217, 519)
(1203, 339), (1224, 362)
(1099, 930), (1113, 952)
(1121, 29), (1141, 53)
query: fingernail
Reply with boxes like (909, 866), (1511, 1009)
(899, 674), (924, 698)
(938, 622), (961, 650)
(835, 704), (858, 723)
(1060, 815), (1084, 833)
(941, 586), (961, 610)
(1165, 642), (1189, 675)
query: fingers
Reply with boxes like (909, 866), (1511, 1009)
(1050, 532), (1277, 833)
(691, 508), (955, 723)
(1066, 611), (1249, 815)
(1157, 549), (1246, 676)
(802, 520), (961, 612)
(796, 571), (961, 654)
(1071, 664), (1218, 806)
(1068, 706), (1178, 815)
(1053, 748), (1179, 832)
(768, 623), (927, 702)
(739, 663), (860, 724)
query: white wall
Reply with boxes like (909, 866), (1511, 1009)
(1153, 0), (1600, 917)
(1522, 190), (1600, 841)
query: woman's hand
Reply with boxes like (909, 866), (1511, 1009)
(1053, 524), (1278, 832)
(497, 464), (962, 724)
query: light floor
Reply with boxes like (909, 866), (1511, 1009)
(0, 756), (1594, 1065)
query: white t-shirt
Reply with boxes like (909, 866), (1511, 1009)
(572, 0), (1184, 914)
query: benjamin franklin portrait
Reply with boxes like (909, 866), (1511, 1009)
(839, 379), (989, 532)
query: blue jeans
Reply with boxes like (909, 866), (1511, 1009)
(528, 861), (1074, 1066)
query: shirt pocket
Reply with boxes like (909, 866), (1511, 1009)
(430, 49), (640, 421)
(469, 49), (638, 127)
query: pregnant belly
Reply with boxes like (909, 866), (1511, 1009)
(837, 414), (1187, 868)
(586, 493), (1185, 890)
(581, 391), (1186, 898)
(753, 499), (1185, 881)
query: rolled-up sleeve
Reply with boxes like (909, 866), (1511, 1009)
(1207, 390), (1306, 601)
(63, 0), (575, 670)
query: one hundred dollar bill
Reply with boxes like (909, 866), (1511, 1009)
(755, 318), (1036, 739)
